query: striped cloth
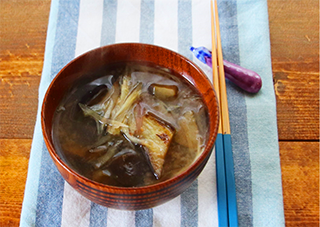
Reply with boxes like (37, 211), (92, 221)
(20, 0), (285, 226)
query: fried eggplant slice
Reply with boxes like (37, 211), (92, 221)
(140, 114), (175, 178)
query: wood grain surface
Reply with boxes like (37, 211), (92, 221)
(268, 0), (319, 141)
(280, 142), (319, 226)
(0, 0), (47, 139)
(0, 0), (319, 226)
(0, 139), (31, 226)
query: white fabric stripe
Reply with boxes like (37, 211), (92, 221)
(115, 0), (141, 43)
(107, 209), (136, 227)
(19, 1), (59, 225)
(153, 1), (181, 226)
(74, 0), (104, 57)
(102, 1), (141, 225)
(61, 1), (103, 227)
(191, 0), (213, 85)
(153, 197), (181, 227)
(154, 0), (178, 51)
(192, 1), (218, 226)
(61, 184), (91, 227)
(198, 149), (219, 227)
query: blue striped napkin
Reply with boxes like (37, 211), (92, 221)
(20, 0), (285, 226)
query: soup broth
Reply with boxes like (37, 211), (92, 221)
(52, 62), (209, 187)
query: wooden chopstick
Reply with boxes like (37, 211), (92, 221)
(211, 0), (238, 226)
(210, 0), (228, 226)
(210, 1), (221, 131)
(214, 0), (230, 135)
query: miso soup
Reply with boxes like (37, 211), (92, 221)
(52, 62), (209, 187)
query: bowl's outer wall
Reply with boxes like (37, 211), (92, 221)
(41, 43), (219, 210)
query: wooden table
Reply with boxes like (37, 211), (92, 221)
(0, 0), (319, 226)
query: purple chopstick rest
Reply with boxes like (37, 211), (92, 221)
(190, 46), (262, 93)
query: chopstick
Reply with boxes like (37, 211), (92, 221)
(211, 0), (239, 226)
(210, 0), (228, 226)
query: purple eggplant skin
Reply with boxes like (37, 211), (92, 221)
(223, 60), (262, 93)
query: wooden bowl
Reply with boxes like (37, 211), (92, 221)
(41, 43), (219, 210)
